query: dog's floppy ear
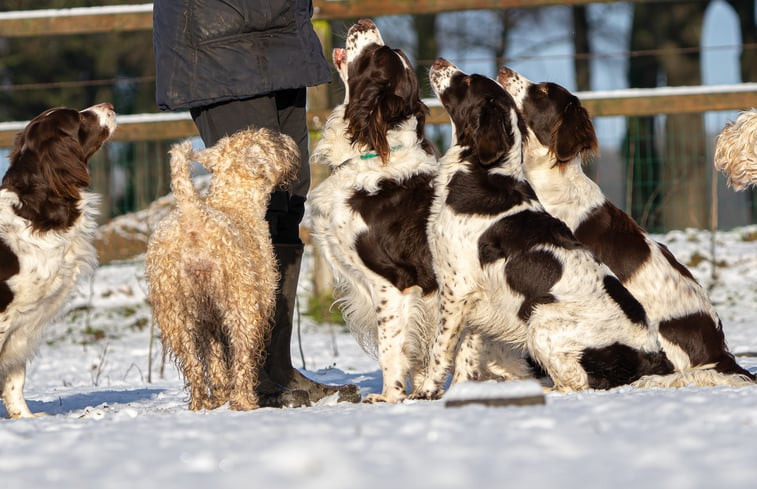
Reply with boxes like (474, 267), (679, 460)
(369, 91), (406, 162)
(553, 99), (598, 163)
(476, 103), (509, 166)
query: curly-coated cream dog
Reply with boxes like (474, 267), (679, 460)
(146, 127), (298, 411)
(714, 109), (757, 191)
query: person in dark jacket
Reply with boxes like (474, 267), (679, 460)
(153, 0), (360, 407)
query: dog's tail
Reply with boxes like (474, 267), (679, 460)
(169, 140), (199, 207)
(632, 363), (755, 389)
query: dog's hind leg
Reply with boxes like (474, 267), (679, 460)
(454, 334), (532, 384)
(527, 324), (590, 392)
(1, 362), (37, 418)
(224, 310), (264, 411)
(200, 320), (232, 409)
(363, 287), (413, 403)
(155, 299), (211, 410)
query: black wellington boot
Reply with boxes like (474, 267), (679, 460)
(260, 243), (361, 405)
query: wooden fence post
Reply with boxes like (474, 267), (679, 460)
(308, 19), (336, 312)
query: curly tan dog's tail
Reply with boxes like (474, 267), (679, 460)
(169, 140), (200, 207)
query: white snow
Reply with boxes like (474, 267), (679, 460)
(444, 379), (545, 402)
(2, 225), (757, 489)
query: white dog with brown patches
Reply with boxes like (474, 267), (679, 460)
(497, 66), (754, 387)
(1, 104), (116, 418)
(412, 59), (674, 400)
(309, 20), (443, 403)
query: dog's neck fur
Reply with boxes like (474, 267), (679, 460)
(207, 175), (271, 221)
(522, 136), (605, 232)
(313, 112), (436, 194)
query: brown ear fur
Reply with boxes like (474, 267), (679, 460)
(477, 106), (509, 166)
(553, 101), (599, 163)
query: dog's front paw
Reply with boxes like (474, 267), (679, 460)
(410, 389), (442, 401)
(8, 410), (48, 419)
(362, 393), (388, 404)
(362, 391), (407, 404)
(409, 384), (444, 401)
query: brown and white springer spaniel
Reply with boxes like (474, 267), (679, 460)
(309, 19), (445, 403)
(0, 104), (116, 418)
(497, 67), (754, 386)
(412, 59), (675, 399)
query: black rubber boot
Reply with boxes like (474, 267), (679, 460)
(260, 243), (361, 406)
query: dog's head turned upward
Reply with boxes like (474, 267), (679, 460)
(498, 67), (598, 169)
(430, 58), (525, 171)
(2, 103), (116, 231)
(342, 19), (431, 163)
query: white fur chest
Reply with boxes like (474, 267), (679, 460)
(0, 190), (99, 324)
(524, 158), (605, 231)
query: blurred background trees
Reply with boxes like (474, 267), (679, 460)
(1, 0), (755, 230)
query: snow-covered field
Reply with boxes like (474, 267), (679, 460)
(2, 226), (757, 489)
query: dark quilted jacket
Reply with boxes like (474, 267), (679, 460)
(153, 0), (331, 111)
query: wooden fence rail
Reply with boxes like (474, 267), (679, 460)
(1, 1), (754, 148)
(2, 83), (757, 147)
(0, 1), (649, 37)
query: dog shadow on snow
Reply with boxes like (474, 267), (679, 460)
(0, 388), (166, 418)
(1, 369), (403, 417)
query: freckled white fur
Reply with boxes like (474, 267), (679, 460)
(422, 146), (660, 395)
(0, 191), (99, 417)
(502, 69), (753, 387)
(309, 20), (441, 403)
(309, 113), (440, 403)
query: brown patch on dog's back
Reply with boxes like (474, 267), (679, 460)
(574, 201), (651, 282)
(349, 173), (437, 294)
(478, 210), (582, 265)
(446, 171), (538, 216)
(505, 250), (560, 321)
(602, 275), (647, 326)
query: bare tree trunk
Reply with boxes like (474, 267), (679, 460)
(726, 0), (757, 82)
(493, 10), (511, 74)
(572, 5), (591, 92)
(310, 20), (336, 303)
(657, 1), (709, 230)
(625, 3), (662, 230)
(89, 151), (111, 224)
(413, 14), (438, 99)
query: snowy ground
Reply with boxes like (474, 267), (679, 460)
(2, 226), (757, 489)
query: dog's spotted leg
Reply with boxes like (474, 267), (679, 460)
(1, 363), (37, 419)
(452, 331), (484, 385)
(363, 288), (411, 404)
(412, 290), (468, 400)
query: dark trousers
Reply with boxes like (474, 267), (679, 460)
(190, 88), (309, 245)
